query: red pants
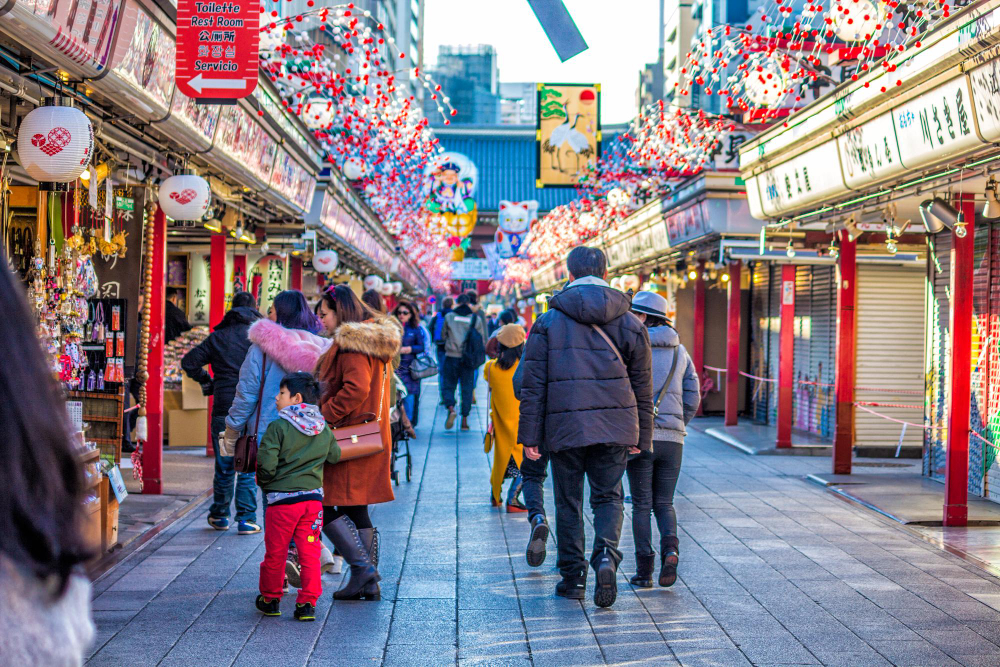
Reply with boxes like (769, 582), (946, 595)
(260, 500), (323, 604)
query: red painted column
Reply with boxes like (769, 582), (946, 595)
(944, 195), (976, 526)
(143, 207), (167, 494)
(693, 260), (706, 415)
(725, 260), (742, 426)
(290, 256), (303, 291)
(833, 230), (857, 474)
(206, 233), (227, 457)
(251, 274), (263, 301)
(316, 272), (326, 292)
(776, 264), (796, 448)
(233, 254), (247, 293)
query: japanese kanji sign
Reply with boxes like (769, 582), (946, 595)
(176, 0), (259, 100)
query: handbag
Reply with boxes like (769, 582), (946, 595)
(409, 352), (438, 380)
(332, 365), (388, 462)
(234, 354), (267, 474)
(483, 362), (494, 453)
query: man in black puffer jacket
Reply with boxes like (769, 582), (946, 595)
(182, 292), (263, 531)
(518, 246), (653, 608)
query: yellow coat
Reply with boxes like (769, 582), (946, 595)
(484, 359), (524, 503)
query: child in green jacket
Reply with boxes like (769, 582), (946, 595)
(256, 372), (340, 621)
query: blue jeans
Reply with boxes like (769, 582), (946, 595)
(435, 346), (447, 402)
(441, 356), (476, 417)
(209, 415), (258, 522)
(402, 390), (418, 423)
(507, 471), (523, 504)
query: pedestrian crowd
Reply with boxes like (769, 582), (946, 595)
(1, 243), (699, 663)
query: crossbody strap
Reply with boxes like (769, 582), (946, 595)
(376, 363), (387, 421)
(590, 324), (624, 367)
(251, 353), (268, 435)
(653, 349), (680, 416)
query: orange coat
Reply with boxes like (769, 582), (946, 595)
(317, 317), (401, 507)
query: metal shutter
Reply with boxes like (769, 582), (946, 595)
(926, 233), (951, 481)
(749, 261), (778, 424)
(855, 264), (926, 451)
(793, 266), (836, 439)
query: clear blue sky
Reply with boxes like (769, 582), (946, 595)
(422, 0), (662, 124)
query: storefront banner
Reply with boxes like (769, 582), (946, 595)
(212, 105), (278, 187)
(169, 89), (221, 151)
(757, 142), (846, 217)
(111, 7), (176, 116)
(837, 111), (905, 189)
(536, 83), (600, 187)
(175, 0), (260, 100)
(451, 259), (491, 281)
(968, 57), (1000, 142)
(269, 147), (317, 214)
(893, 76), (979, 170)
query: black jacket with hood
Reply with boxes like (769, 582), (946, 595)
(181, 305), (263, 416)
(517, 283), (653, 454)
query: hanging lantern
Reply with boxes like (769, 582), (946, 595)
(342, 157), (366, 181)
(313, 249), (339, 273)
(363, 274), (384, 292)
(158, 173), (211, 220)
(621, 274), (641, 292)
(391, 281), (403, 294)
(378, 282), (394, 296)
(302, 97), (335, 130)
(17, 99), (93, 185)
(830, 0), (881, 42)
(744, 56), (788, 108)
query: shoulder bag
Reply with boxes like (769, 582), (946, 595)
(410, 353), (438, 379)
(332, 364), (388, 462)
(483, 361), (494, 453)
(234, 353), (267, 474)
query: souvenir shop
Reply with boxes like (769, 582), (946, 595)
(738, 0), (1000, 520)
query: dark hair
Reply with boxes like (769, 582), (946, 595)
(465, 290), (479, 305)
(499, 309), (517, 326)
(441, 297), (453, 311)
(272, 290), (321, 333)
(642, 314), (669, 329)
(393, 300), (419, 329)
(281, 372), (320, 404)
(566, 246), (607, 280)
(0, 262), (91, 594)
(166, 287), (181, 300)
(497, 342), (524, 371)
(456, 293), (471, 306)
(231, 291), (256, 309)
(320, 284), (378, 325)
(362, 289), (386, 314)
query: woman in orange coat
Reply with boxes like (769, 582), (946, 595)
(315, 285), (401, 601)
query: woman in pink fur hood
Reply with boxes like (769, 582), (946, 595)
(224, 291), (331, 460)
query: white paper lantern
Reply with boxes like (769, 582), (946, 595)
(363, 274), (384, 292)
(313, 249), (339, 273)
(744, 56), (788, 108)
(609, 277), (622, 290)
(621, 274), (641, 291)
(17, 103), (93, 183)
(158, 174), (211, 221)
(303, 97), (335, 130)
(342, 157), (366, 181)
(378, 282), (394, 296)
(830, 0), (881, 42)
(391, 281), (403, 294)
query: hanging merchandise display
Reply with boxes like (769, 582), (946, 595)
(422, 153), (478, 261)
(17, 100), (94, 185)
(158, 173), (211, 221)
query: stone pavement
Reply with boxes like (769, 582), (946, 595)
(88, 378), (1000, 666)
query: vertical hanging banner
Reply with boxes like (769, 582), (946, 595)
(175, 0), (260, 101)
(536, 83), (600, 188)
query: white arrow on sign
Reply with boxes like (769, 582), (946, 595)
(188, 73), (247, 94)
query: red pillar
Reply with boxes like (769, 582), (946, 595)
(206, 233), (226, 457)
(233, 254), (247, 293)
(725, 260), (742, 426)
(290, 256), (303, 291)
(776, 264), (796, 448)
(693, 260), (706, 415)
(944, 195), (976, 526)
(143, 207), (166, 494)
(251, 274), (263, 301)
(316, 272), (326, 292)
(833, 230), (857, 474)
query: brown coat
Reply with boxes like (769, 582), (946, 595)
(317, 316), (401, 506)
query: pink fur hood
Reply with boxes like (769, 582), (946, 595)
(247, 319), (331, 372)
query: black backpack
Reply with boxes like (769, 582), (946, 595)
(461, 312), (486, 369)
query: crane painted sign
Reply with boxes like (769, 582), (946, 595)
(536, 83), (600, 188)
(175, 0), (260, 101)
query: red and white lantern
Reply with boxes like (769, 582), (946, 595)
(158, 173), (211, 221)
(363, 274), (384, 292)
(313, 249), (339, 273)
(342, 157), (366, 181)
(17, 102), (93, 183)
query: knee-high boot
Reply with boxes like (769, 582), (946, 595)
(322, 516), (381, 601)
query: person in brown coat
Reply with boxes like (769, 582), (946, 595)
(315, 285), (401, 601)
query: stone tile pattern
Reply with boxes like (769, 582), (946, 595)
(87, 380), (1000, 666)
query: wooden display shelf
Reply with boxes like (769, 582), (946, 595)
(83, 414), (120, 423)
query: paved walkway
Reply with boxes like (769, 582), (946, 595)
(88, 379), (1000, 666)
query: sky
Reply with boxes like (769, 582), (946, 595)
(421, 0), (662, 125)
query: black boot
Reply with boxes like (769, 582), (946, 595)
(630, 554), (655, 588)
(357, 527), (381, 600)
(593, 548), (618, 608)
(323, 516), (381, 601)
(660, 551), (679, 587)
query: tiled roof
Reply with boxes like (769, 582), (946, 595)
(432, 124), (626, 214)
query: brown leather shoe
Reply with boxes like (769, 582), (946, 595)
(461, 417), (470, 430)
(445, 409), (456, 429)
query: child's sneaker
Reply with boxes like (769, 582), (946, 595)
(285, 557), (302, 589)
(294, 603), (316, 622)
(238, 520), (262, 535)
(207, 516), (229, 531)
(255, 595), (281, 616)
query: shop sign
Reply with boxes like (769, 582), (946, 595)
(893, 76), (979, 170)
(536, 83), (601, 187)
(114, 196), (134, 211)
(709, 132), (753, 171)
(213, 105), (278, 185)
(968, 58), (1000, 142)
(269, 148), (317, 213)
(666, 200), (711, 245)
(112, 8), (175, 113)
(171, 89), (221, 147)
(451, 259), (491, 281)
(757, 142), (845, 217)
(836, 111), (905, 189)
(175, 0), (259, 100)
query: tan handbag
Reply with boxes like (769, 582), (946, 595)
(483, 361), (494, 453)
(332, 365), (388, 462)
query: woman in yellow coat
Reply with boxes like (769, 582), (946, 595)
(484, 324), (527, 512)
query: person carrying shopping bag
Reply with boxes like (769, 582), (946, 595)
(626, 291), (700, 589)
(484, 324), (527, 512)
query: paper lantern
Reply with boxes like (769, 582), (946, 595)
(378, 282), (393, 296)
(158, 174), (211, 221)
(17, 103), (93, 183)
(391, 281), (403, 294)
(303, 97), (335, 130)
(363, 274), (384, 291)
(342, 157), (366, 181)
(831, 0), (881, 42)
(313, 249), (339, 273)
(744, 56), (788, 108)
(621, 275), (641, 292)
(609, 277), (622, 290)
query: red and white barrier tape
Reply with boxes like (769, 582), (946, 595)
(854, 404), (939, 430)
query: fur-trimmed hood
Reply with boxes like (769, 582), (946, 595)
(332, 316), (401, 362)
(248, 319), (332, 372)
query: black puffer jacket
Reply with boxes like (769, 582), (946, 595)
(181, 306), (262, 416)
(517, 284), (653, 454)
